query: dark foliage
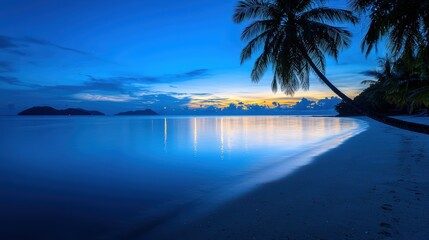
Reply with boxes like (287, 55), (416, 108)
(336, 57), (429, 116)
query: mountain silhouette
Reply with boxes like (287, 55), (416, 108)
(18, 106), (105, 116)
(115, 109), (159, 116)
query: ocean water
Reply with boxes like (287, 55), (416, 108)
(0, 116), (366, 239)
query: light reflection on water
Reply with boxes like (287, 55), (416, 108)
(0, 116), (366, 239)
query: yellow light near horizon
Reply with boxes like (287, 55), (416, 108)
(188, 93), (325, 109)
(186, 88), (360, 109)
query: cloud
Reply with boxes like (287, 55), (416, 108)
(21, 36), (90, 55)
(82, 69), (209, 87)
(292, 98), (316, 110)
(74, 93), (138, 102)
(0, 74), (137, 94)
(224, 103), (244, 111)
(52, 75), (148, 93)
(292, 97), (342, 110)
(313, 97), (342, 110)
(0, 80), (342, 116)
(0, 69), (209, 101)
(0, 76), (20, 85)
(184, 96), (342, 115)
(0, 76), (40, 88)
(147, 95), (190, 111)
(9, 50), (29, 56)
(85, 75), (158, 85)
(189, 92), (211, 96)
(0, 35), (90, 56)
(0, 36), (17, 49)
(174, 69), (209, 79)
(0, 87), (195, 115)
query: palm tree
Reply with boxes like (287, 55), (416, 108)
(350, 0), (429, 58)
(234, 0), (429, 134)
(351, 0), (429, 113)
(383, 57), (429, 113)
(339, 57), (429, 115)
(360, 58), (396, 108)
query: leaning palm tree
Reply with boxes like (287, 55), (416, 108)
(234, 0), (429, 134)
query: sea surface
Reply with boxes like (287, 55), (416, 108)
(0, 116), (366, 239)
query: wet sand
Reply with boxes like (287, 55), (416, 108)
(159, 117), (429, 239)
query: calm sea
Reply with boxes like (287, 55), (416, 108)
(0, 116), (366, 239)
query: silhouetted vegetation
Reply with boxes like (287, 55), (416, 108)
(336, 57), (429, 116)
(337, 0), (429, 117)
(234, 0), (429, 134)
(350, 0), (429, 60)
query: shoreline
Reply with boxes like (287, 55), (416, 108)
(156, 117), (429, 240)
(117, 117), (366, 240)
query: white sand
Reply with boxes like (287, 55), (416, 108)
(159, 117), (429, 240)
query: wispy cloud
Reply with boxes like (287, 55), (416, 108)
(74, 93), (138, 102)
(0, 75), (40, 88)
(0, 68), (209, 97)
(0, 76), (20, 85)
(0, 36), (17, 49)
(0, 70), (209, 108)
(85, 75), (158, 85)
(0, 35), (90, 56)
(173, 69), (210, 79)
(44, 76), (142, 94)
(83, 69), (209, 87)
(21, 36), (90, 55)
(0, 74), (138, 94)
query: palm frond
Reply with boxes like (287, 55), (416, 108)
(233, 0), (273, 23)
(240, 19), (276, 41)
(348, 0), (373, 12)
(300, 7), (358, 24)
(302, 21), (352, 60)
(240, 30), (272, 64)
(251, 50), (271, 82)
(358, 0), (429, 58)
(361, 80), (377, 85)
(271, 74), (278, 93)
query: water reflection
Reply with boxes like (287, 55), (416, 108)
(158, 116), (356, 161)
(0, 116), (364, 240)
(193, 118), (197, 156)
(164, 118), (167, 151)
(220, 118), (224, 160)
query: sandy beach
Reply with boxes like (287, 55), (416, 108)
(159, 117), (429, 240)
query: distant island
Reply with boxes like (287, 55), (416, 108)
(18, 106), (105, 116)
(115, 109), (158, 116)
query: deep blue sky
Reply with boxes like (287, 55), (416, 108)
(0, 0), (384, 115)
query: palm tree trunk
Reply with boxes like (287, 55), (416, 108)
(298, 46), (429, 135)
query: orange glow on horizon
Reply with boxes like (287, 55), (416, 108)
(187, 91), (358, 109)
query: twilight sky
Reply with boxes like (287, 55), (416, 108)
(0, 0), (385, 115)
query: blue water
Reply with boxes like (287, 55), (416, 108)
(0, 116), (365, 239)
